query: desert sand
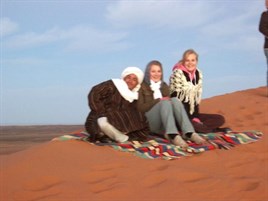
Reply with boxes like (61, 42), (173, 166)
(0, 86), (267, 201)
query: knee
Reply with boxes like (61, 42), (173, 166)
(158, 100), (173, 114)
(170, 97), (183, 108)
(171, 97), (182, 103)
(214, 114), (225, 124)
(160, 100), (172, 108)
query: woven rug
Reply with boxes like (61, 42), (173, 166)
(52, 130), (263, 160)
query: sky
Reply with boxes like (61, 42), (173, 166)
(1, 0), (266, 126)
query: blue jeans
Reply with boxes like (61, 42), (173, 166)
(264, 48), (268, 87)
(145, 98), (195, 135)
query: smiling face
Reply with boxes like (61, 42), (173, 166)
(149, 64), (162, 82)
(123, 74), (139, 90)
(183, 53), (198, 72)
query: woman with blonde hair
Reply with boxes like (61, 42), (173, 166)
(170, 49), (227, 133)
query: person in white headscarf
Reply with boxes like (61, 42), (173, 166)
(85, 67), (149, 143)
(137, 60), (205, 149)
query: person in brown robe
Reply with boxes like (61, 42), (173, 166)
(85, 67), (149, 143)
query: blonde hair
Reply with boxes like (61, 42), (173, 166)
(178, 49), (199, 65)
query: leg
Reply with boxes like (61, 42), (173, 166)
(170, 98), (205, 144)
(264, 48), (268, 88)
(199, 113), (225, 132)
(145, 100), (178, 134)
(97, 117), (129, 143)
(170, 98), (195, 134)
(146, 101), (188, 148)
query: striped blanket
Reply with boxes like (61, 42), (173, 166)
(52, 130), (263, 160)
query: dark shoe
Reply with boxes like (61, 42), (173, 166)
(98, 135), (116, 143)
(213, 127), (232, 133)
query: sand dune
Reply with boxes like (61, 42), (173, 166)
(0, 86), (267, 201)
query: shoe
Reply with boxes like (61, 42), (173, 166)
(165, 134), (188, 148)
(98, 135), (116, 143)
(213, 127), (232, 133)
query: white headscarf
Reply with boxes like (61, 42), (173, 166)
(112, 67), (144, 102)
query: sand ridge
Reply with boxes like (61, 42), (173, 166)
(0, 86), (267, 201)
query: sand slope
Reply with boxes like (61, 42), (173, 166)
(0, 86), (267, 201)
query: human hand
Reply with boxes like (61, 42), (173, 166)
(192, 117), (203, 124)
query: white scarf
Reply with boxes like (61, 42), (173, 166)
(169, 69), (202, 114)
(112, 79), (139, 103)
(150, 80), (162, 99)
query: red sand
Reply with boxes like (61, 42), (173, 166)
(0, 86), (267, 201)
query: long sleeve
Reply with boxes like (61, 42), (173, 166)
(88, 80), (115, 116)
(137, 82), (160, 113)
(259, 11), (268, 38)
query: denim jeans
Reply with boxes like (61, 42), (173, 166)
(145, 98), (195, 135)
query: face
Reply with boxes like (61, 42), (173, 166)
(123, 74), (139, 90)
(184, 53), (197, 72)
(149, 64), (162, 82)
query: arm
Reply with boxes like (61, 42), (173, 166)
(259, 11), (268, 38)
(88, 80), (115, 115)
(161, 82), (171, 97)
(137, 83), (160, 113)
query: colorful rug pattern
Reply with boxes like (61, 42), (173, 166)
(52, 130), (263, 160)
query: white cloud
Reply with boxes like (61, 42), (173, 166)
(62, 25), (131, 52)
(4, 27), (61, 48)
(223, 35), (262, 52)
(3, 25), (131, 53)
(106, 1), (216, 29)
(2, 57), (48, 67)
(0, 17), (18, 37)
(200, 12), (256, 38)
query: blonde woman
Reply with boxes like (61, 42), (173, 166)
(170, 49), (227, 133)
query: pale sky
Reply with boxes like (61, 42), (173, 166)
(1, 0), (266, 125)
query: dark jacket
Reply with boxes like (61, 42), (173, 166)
(137, 81), (170, 113)
(259, 10), (268, 48)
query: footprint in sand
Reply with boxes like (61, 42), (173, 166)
(81, 170), (126, 194)
(90, 162), (126, 171)
(239, 106), (246, 110)
(175, 170), (209, 183)
(13, 189), (60, 201)
(245, 115), (254, 120)
(231, 178), (260, 192)
(243, 181), (260, 191)
(23, 175), (62, 191)
(13, 176), (62, 201)
(81, 171), (117, 184)
(149, 164), (169, 171)
(254, 111), (263, 115)
(141, 174), (167, 188)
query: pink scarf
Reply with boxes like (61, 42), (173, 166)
(172, 63), (196, 82)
